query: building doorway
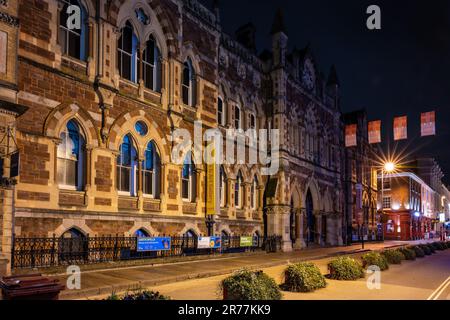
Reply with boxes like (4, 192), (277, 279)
(306, 190), (315, 243)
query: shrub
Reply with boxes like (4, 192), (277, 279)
(426, 244), (436, 253)
(106, 290), (170, 300)
(221, 269), (282, 300)
(399, 248), (416, 260)
(431, 242), (445, 251)
(419, 244), (432, 255)
(327, 256), (365, 280)
(411, 246), (425, 258)
(361, 252), (389, 271)
(443, 241), (450, 249)
(381, 249), (405, 264)
(282, 262), (327, 292)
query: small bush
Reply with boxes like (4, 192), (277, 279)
(106, 290), (170, 300)
(426, 244), (436, 253)
(411, 246), (425, 258)
(443, 241), (450, 249)
(399, 248), (416, 260)
(282, 262), (327, 292)
(361, 252), (389, 271)
(419, 244), (432, 255)
(382, 249), (405, 264)
(431, 242), (445, 251)
(328, 256), (365, 280)
(221, 269), (282, 300)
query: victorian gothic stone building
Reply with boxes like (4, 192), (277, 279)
(0, 0), (351, 263)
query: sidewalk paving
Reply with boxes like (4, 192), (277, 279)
(55, 240), (433, 299)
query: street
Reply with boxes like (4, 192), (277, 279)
(51, 240), (448, 300)
(143, 249), (450, 300)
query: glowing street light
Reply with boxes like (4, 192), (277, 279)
(384, 162), (396, 173)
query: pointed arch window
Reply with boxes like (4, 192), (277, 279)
(251, 176), (258, 210)
(218, 97), (226, 126)
(182, 59), (196, 106)
(57, 119), (86, 190)
(117, 134), (138, 195)
(118, 21), (138, 82)
(142, 141), (161, 198)
(234, 105), (242, 129)
(59, 0), (88, 61)
(139, 35), (162, 92)
(135, 229), (150, 238)
(220, 166), (227, 207)
(235, 171), (244, 209)
(181, 152), (197, 202)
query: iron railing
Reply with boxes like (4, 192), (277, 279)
(12, 235), (282, 269)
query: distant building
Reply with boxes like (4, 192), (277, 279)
(342, 110), (379, 244)
(378, 157), (445, 240)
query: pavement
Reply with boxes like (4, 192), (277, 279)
(52, 239), (436, 300)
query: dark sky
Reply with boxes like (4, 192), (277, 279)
(202, 0), (450, 184)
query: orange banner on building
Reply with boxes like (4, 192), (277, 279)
(345, 124), (357, 147)
(393, 116), (407, 141)
(368, 120), (381, 144)
(421, 111), (436, 137)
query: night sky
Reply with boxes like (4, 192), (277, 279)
(202, 0), (450, 185)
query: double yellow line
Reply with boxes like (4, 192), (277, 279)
(427, 276), (450, 300)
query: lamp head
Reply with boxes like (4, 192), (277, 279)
(384, 162), (395, 173)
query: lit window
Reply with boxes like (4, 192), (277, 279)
(382, 196), (391, 209)
(142, 141), (161, 198)
(182, 59), (196, 106)
(181, 152), (196, 202)
(117, 134), (138, 195)
(118, 21), (138, 82)
(57, 119), (86, 190)
(59, 0), (88, 61)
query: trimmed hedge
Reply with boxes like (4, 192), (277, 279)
(431, 242), (445, 251)
(328, 256), (365, 280)
(419, 244), (432, 255)
(221, 269), (282, 300)
(399, 248), (416, 260)
(411, 246), (425, 258)
(382, 249), (405, 264)
(361, 252), (389, 271)
(426, 244), (436, 253)
(106, 290), (171, 300)
(282, 262), (327, 292)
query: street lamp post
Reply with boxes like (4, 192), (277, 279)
(379, 161), (396, 242)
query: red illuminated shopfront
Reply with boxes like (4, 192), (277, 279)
(383, 211), (434, 241)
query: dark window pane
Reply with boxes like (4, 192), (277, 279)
(122, 54), (131, 80)
(182, 179), (189, 199)
(182, 86), (189, 105)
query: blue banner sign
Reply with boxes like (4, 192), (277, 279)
(137, 237), (171, 252)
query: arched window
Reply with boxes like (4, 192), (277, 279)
(220, 166), (227, 207)
(181, 152), (197, 202)
(234, 105), (241, 129)
(217, 97), (226, 126)
(61, 227), (85, 239)
(117, 134), (138, 195)
(235, 171), (243, 209)
(142, 141), (161, 198)
(251, 176), (258, 210)
(139, 35), (162, 92)
(57, 119), (86, 190)
(118, 21), (138, 82)
(135, 229), (150, 238)
(182, 59), (196, 106)
(59, 0), (88, 61)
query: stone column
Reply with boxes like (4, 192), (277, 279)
(293, 208), (306, 249)
(266, 204), (292, 252)
(0, 187), (13, 276)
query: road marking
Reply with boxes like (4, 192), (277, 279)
(427, 276), (450, 300)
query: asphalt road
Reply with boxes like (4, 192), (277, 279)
(140, 250), (450, 300)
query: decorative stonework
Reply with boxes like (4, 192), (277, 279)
(0, 31), (6, 74)
(0, 11), (18, 27)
